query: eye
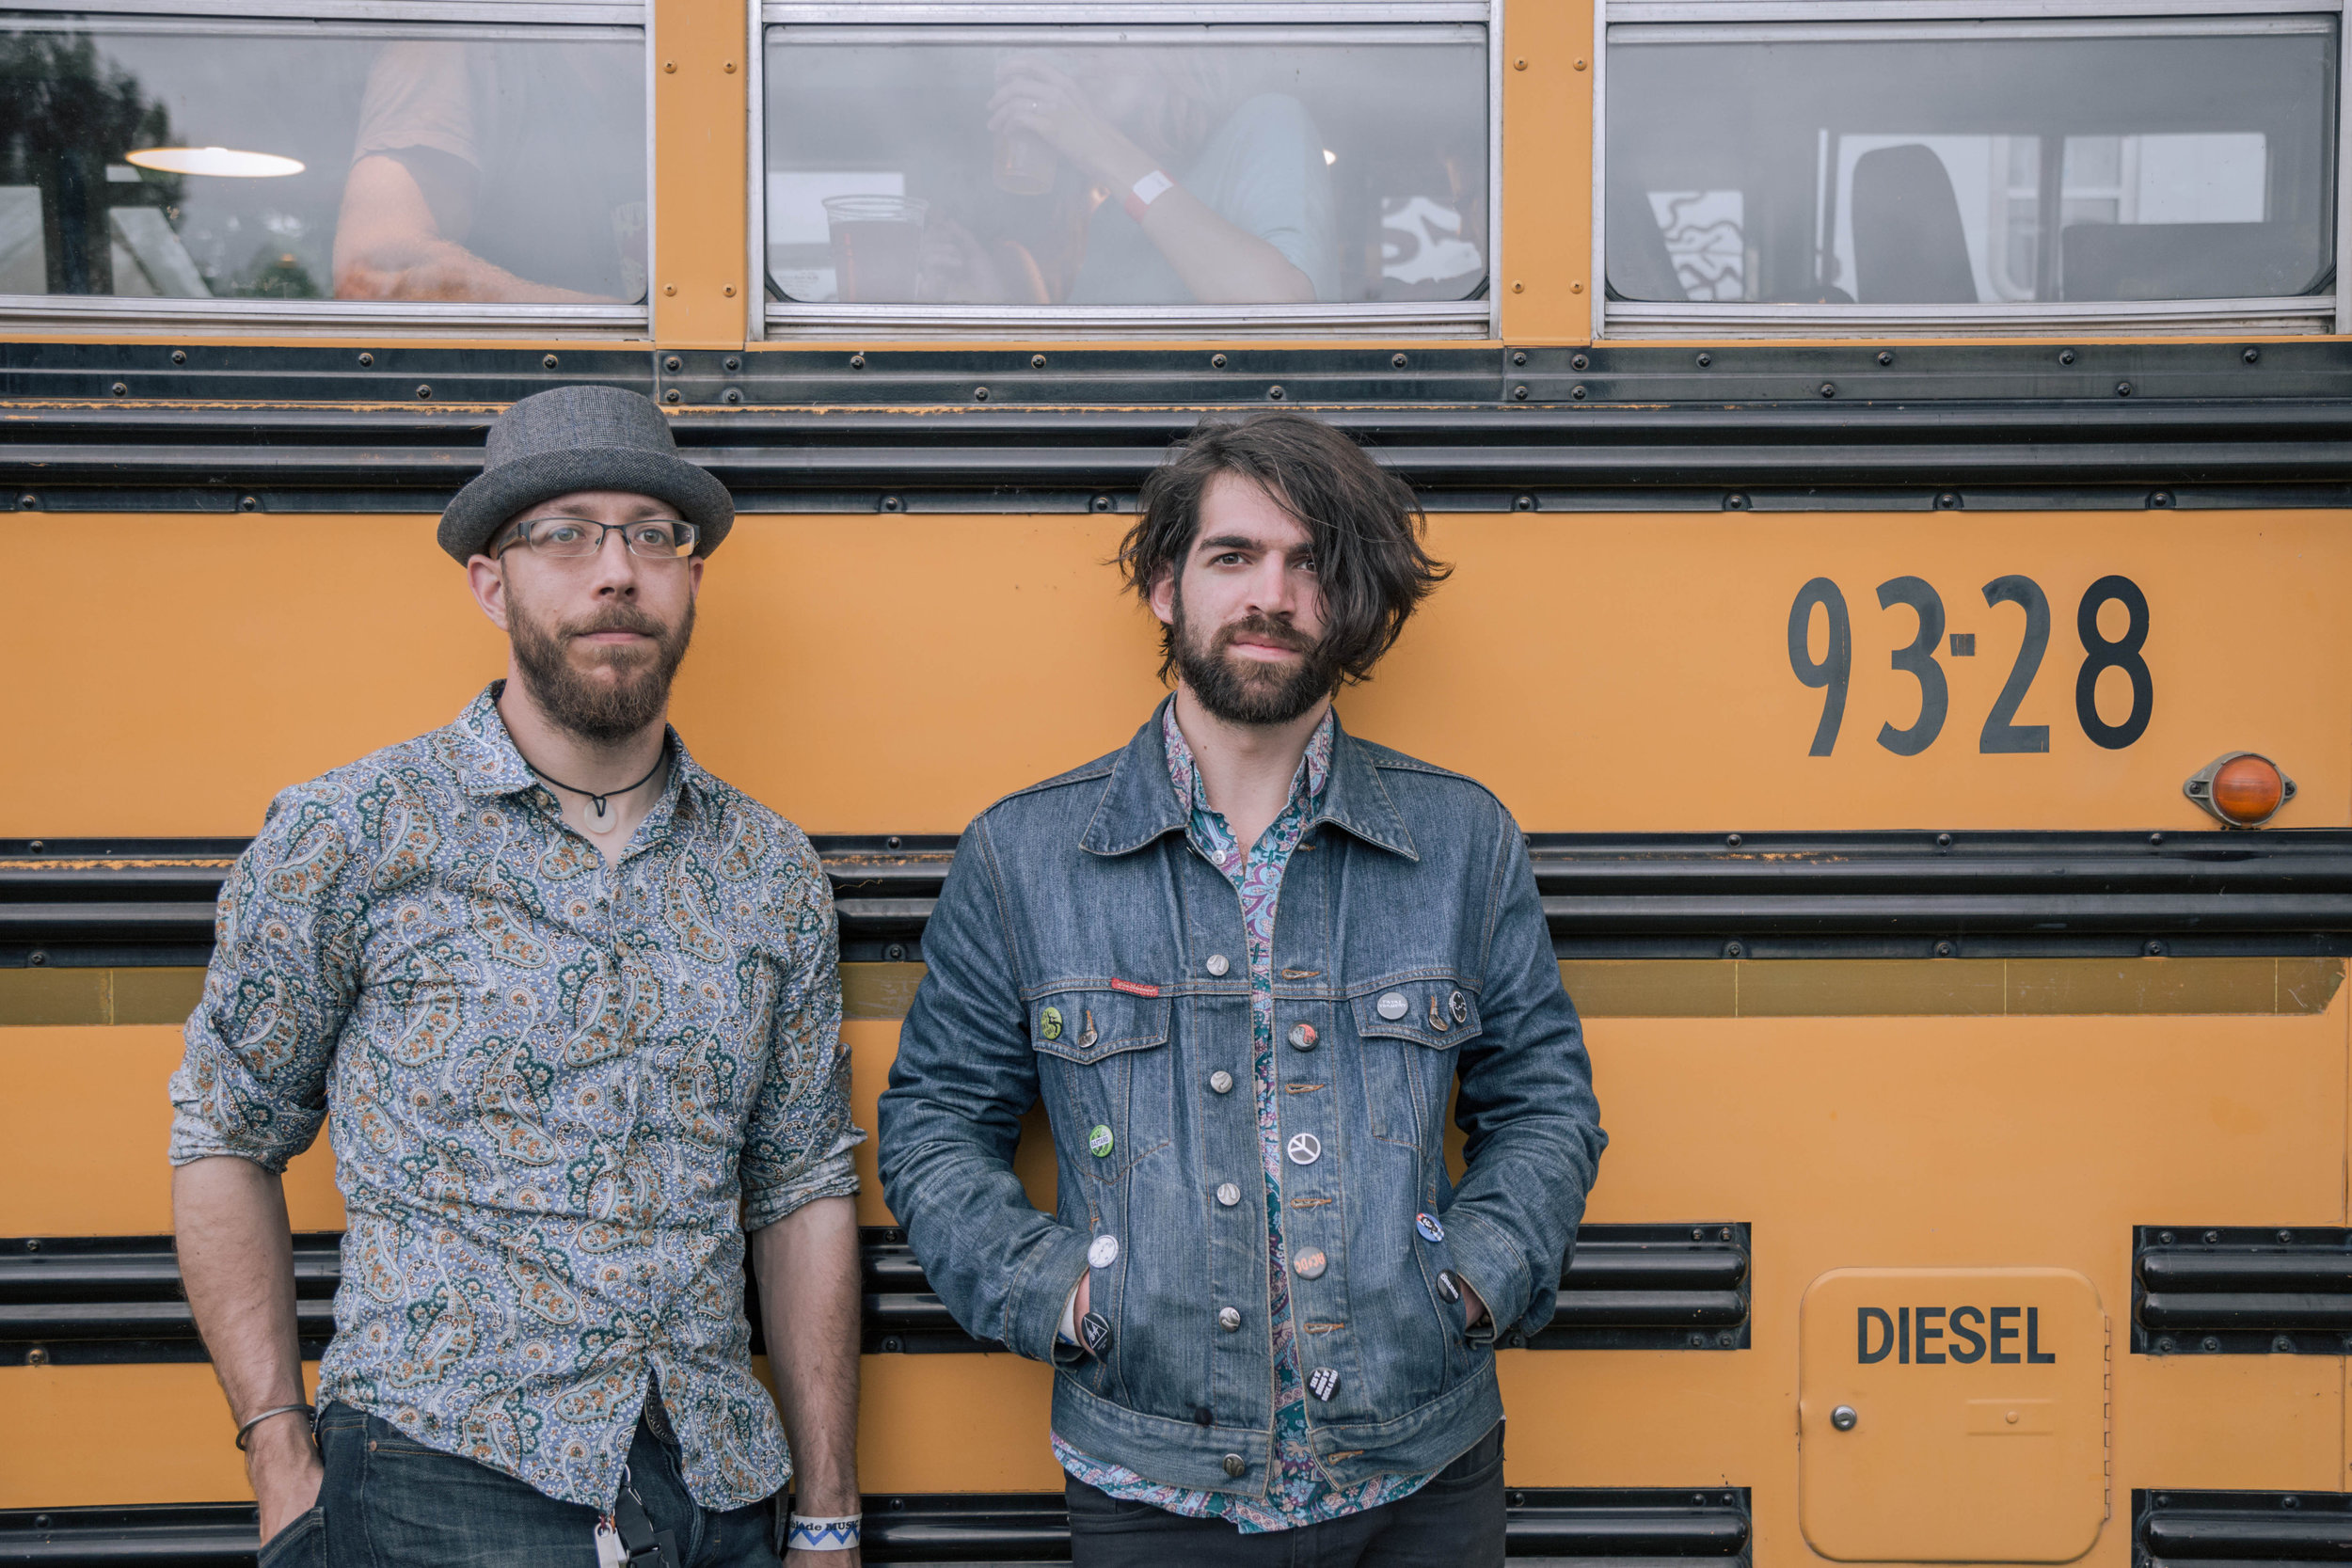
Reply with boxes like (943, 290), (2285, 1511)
(538, 522), (587, 545)
(1297, 557), (1318, 574)
(628, 523), (677, 547)
(1211, 551), (1246, 566)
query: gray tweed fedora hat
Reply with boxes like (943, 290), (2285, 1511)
(437, 385), (734, 563)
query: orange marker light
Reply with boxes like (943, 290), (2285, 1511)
(2183, 752), (2296, 828)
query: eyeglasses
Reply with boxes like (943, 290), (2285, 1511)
(496, 516), (700, 561)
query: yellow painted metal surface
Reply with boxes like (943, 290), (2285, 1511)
(7, 509), (2346, 836)
(1499, 0), (1594, 343)
(1797, 1268), (2108, 1562)
(651, 0), (750, 346)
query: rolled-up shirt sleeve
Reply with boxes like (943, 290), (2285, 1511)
(740, 834), (863, 1232)
(167, 783), (364, 1172)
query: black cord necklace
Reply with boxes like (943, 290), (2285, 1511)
(526, 748), (667, 837)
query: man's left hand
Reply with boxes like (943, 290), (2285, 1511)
(786, 1550), (860, 1568)
(1461, 1278), (1490, 1329)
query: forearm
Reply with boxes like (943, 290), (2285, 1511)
(1138, 189), (1316, 304)
(173, 1157), (321, 1535)
(174, 1156), (305, 1420)
(752, 1196), (861, 1513)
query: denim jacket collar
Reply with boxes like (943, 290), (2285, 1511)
(1079, 696), (1419, 862)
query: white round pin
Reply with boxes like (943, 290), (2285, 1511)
(1286, 1132), (1322, 1166)
(1089, 1233), (1120, 1269)
(1375, 991), (1409, 1021)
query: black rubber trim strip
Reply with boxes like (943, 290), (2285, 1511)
(10, 340), (2352, 511)
(2132, 1227), (2352, 1354)
(2135, 1487), (2352, 1564)
(0, 1489), (1753, 1564)
(8, 832), (2352, 964)
(0, 1225), (1749, 1365)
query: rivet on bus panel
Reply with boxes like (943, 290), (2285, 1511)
(2184, 752), (2296, 827)
(1574, 57), (1587, 70)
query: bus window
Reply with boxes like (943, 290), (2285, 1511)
(758, 20), (1489, 331)
(1603, 15), (2338, 328)
(0, 13), (646, 316)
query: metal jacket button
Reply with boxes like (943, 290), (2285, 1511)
(1218, 1306), (1242, 1331)
(1375, 991), (1409, 1021)
(1222, 1453), (1247, 1478)
(1216, 1182), (1241, 1207)
(1209, 1070), (1234, 1094)
(1205, 954), (1231, 976)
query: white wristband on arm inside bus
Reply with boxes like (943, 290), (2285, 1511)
(1122, 168), (1175, 221)
(786, 1513), (862, 1551)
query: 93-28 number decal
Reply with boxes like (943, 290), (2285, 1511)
(1787, 575), (2151, 755)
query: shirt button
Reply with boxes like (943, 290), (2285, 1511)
(1216, 1182), (1241, 1207)
(1205, 953), (1231, 976)
(1218, 1306), (1242, 1331)
(1222, 1452), (1248, 1478)
(1209, 1070), (1234, 1095)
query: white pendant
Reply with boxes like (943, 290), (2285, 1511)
(581, 800), (624, 837)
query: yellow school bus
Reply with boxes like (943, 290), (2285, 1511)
(4, 0), (2349, 1561)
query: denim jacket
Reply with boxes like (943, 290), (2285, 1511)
(878, 704), (1605, 1495)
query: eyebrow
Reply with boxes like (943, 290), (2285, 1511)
(1195, 531), (1310, 555)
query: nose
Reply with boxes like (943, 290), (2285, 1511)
(584, 527), (641, 595)
(1243, 553), (1296, 618)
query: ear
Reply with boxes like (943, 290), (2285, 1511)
(1147, 563), (1177, 628)
(467, 553), (512, 632)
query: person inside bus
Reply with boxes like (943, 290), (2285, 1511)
(167, 387), (865, 1567)
(915, 47), (1337, 306)
(879, 412), (1606, 1567)
(332, 40), (645, 303)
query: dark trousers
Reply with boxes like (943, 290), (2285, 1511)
(254, 1400), (778, 1568)
(1065, 1424), (1506, 1568)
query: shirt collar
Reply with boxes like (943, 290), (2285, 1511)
(1161, 701), (1334, 826)
(449, 681), (718, 824)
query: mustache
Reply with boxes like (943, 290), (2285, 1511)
(559, 606), (670, 641)
(1212, 613), (1315, 656)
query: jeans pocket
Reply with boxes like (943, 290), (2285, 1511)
(258, 1504), (326, 1568)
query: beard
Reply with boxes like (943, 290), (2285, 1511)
(1171, 591), (1338, 726)
(507, 589), (695, 745)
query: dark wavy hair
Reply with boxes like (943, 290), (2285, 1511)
(1116, 413), (1451, 686)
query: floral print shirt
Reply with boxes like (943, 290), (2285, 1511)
(167, 685), (862, 1512)
(1052, 705), (1436, 1531)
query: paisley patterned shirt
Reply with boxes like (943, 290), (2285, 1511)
(1054, 705), (1435, 1531)
(167, 685), (862, 1512)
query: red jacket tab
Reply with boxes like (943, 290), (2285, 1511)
(1108, 978), (1162, 998)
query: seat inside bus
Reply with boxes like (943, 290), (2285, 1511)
(1850, 144), (1978, 304)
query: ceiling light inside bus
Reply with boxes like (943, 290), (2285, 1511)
(125, 147), (304, 179)
(2183, 752), (2296, 828)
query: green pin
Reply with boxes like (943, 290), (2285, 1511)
(1041, 1006), (1063, 1041)
(1088, 1124), (1114, 1158)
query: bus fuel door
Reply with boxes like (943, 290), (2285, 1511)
(1800, 1267), (2109, 1562)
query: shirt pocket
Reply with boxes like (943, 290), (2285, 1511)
(1351, 974), (1484, 1148)
(1030, 988), (1174, 1183)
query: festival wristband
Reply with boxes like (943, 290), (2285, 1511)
(787, 1513), (862, 1551)
(1122, 168), (1175, 221)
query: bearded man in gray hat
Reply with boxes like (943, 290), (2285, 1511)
(167, 386), (866, 1568)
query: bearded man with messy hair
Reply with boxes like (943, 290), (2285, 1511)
(882, 411), (1607, 1568)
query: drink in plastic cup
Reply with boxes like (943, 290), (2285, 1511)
(993, 127), (1056, 196)
(823, 194), (929, 302)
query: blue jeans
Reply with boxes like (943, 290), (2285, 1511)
(1064, 1423), (1507, 1568)
(256, 1400), (780, 1568)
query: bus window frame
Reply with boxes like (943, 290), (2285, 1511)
(748, 0), (1505, 341)
(1590, 0), (2351, 339)
(0, 0), (658, 336)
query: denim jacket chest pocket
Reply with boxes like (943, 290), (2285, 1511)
(1031, 989), (1174, 1182)
(1351, 976), (1484, 1147)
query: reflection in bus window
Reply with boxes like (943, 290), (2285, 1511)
(763, 27), (1487, 309)
(1606, 20), (2337, 307)
(0, 21), (645, 306)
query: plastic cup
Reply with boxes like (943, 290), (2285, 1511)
(822, 195), (930, 302)
(993, 127), (1056, 196)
